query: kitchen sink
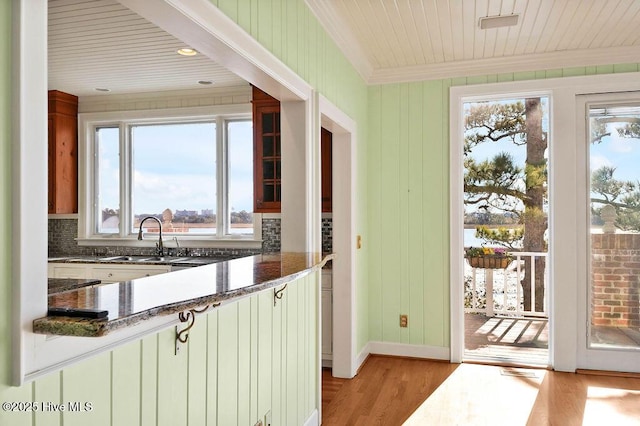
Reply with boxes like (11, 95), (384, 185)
(137, 256), (166, 262)
(99, 256), (138, 261)
(136, 256), (189, 263)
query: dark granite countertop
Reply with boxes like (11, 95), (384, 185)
(35, 252), (333, 337)
(48, 278), (102, 295)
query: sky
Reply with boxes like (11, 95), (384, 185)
(589, 106), (640, 184)
(98, 120), (254, 217)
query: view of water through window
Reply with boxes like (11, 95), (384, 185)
(132, 121), (218, 234)
(95, 118), (254, 236)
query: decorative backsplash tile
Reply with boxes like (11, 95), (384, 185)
(48, 217), (332, 256)
(261, 218), (281, 252)
(322, 218), (333, 253)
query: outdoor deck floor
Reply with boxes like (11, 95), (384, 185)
(464, 313), (549, 366)
(465, 313), (640, 367)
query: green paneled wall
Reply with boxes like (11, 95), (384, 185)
(366, 64), (640, 348)
(0, 0), (12, 398)
(367, 81), (450, 347)
(0, 274), (318, 426)
(211, 0), (367, 118)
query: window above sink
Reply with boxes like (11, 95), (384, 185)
(77, 105), (262, 249)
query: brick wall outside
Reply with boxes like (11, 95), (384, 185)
(591, 234), (640, 328)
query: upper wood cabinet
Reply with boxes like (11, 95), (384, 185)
(48, 90), (78, 214)
(252, 86), (282, 213)
(321, 128), (333, 213)
(251, 86), (332, 213)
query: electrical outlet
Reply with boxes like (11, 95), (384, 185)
(400, 314), (408, 328)
(264, 410), (272, 426)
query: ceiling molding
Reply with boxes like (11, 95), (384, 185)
(78, 85), (251, 112)
(368, 45), (640, 85)
(306, 0), (640, 87)
(305, 0), (374, 83)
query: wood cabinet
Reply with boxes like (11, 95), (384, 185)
(252, 86), (282, 213)
(321, 128), (333, 213)
(252, 86), (333, 213)
(48, 90), (78, 214)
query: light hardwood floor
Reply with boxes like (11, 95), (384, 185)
(322, 355), (640, 425)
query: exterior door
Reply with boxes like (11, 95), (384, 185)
(577, 92), (640, 373)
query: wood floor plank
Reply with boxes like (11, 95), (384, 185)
(322, 356), (456, 425)
(322, 355), (640, 425)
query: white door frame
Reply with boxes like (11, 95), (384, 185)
(318, 95), (358, 379)
(449, 86), (553, 367)
(450, 72), (640, 372)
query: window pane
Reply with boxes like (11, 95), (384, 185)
(263, 112), (274, 133)
(96, 127), (120, 234)
(588, 103), (640, 350)
(228, 120), (254, 235)
(263, 136), (274, 157)
(131, 122), (216, 235)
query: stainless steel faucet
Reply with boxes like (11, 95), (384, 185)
(137, 216), (164, 257)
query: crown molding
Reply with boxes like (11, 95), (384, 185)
(368, 45), (640, 85)
(305, 0), (374, 83)
(78, 84), (251, 106)
(305, 0), (640, 86)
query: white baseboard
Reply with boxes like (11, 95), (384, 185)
(304, 409), (319, 426)
(367, 341), (450, 360)
(355, 344), (370, 373)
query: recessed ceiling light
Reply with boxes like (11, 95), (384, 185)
(177, 48), (198, 56)
(478, 14), (519, 30)
(198, 80), (214, 85)
(94, 88), (110, 92)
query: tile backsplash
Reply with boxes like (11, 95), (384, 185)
(48, 217), (332, 256)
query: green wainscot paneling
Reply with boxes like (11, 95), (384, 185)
(0, 0), (13, 396)
(0, 273), (319, 426)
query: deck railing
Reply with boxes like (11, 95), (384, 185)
(465, 251), (548, 318)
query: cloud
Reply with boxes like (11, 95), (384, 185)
(590, 155), (612, 171)
(608, 135), (635, 153)
(133, 170), (216, 213)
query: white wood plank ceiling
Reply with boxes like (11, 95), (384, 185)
(306, 0), (640, 84)
(48, 0), (247, 96)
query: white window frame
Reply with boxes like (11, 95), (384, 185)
(77, 104), (262, 249)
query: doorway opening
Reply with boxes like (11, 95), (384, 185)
(321, 127), (333, 370)
(461, 96), (550, 366)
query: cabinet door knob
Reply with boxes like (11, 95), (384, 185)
(108, 273), (113, 277)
